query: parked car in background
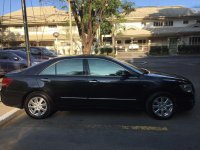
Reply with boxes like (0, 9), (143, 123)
(0, 50), (41, 77)
(129, 41), (139, 50)
(3, 46), (57, 60)
(49, 50), (63, 57)
(1, 56), (195, 120)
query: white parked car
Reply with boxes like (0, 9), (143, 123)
(129, 42), (139, 50)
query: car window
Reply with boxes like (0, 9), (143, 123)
(42, 48), (56, 57)
(0, 52), (15, 60)
(31, 48), (41, 55)
(88, 59), (126, 76)
(40, 59), (84, 76)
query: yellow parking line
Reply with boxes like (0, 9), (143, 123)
(120, 125), (168, 131)
(82, 124), (168, 132)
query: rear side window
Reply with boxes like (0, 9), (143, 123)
(40, 59), (84, 76)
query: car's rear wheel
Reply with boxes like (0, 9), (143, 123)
(146, 92), (176, 120)
(24, 92), (54, 119)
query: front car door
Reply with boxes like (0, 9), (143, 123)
(38, 58), (89, 108)
(86, 58), (142, 109)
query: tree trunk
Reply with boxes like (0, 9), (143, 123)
(81, 34), (94, 55)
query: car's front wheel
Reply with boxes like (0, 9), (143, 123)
(146, 92), (176, 120)
(24, 92), (54, 119)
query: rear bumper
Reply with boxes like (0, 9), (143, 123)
(1, 89), (25, 108)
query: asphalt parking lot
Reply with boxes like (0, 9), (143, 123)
(0, 56), (200, 150)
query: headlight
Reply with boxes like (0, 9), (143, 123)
(180, 84), (193, 93)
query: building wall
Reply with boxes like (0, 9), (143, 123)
(6, 25), (79, 36)
(118, 19), (197, 30)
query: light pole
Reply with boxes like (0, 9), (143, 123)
(53, 32), (60, 55)
(68, 0), (73, 55)
(21, 0), (31, 66)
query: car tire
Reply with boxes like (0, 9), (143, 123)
(24, 92), (55, 119)
(146, 92), (176, 120)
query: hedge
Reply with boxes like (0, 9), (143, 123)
(178, 45), (200, 54)
(100, 47), (113, 55)
(149, 46), (169, 55)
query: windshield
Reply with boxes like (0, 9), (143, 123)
(42, 48), (57, 57)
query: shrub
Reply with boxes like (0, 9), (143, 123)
(149, 46), (169, 55)
(178, 45), (200, 54)
(100, 47), (113, 55)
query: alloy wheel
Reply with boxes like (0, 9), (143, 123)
(152, 96), (174, 118)
(28, 97), (48, 117)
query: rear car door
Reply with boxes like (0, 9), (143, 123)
(86, 58), (142, 109)
(38, 58), (89, 108)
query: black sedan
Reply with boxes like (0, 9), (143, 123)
(1, 56), (195, 119)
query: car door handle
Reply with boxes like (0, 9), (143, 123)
(89, 80), (98, 83)
(41, 78), (51, 82)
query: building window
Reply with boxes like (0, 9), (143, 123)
(48, 25), (57, 28)
(28, 26), (42, 32)
(138, 40), (146, 44)
(29, 27), (37, 32)
(189, 37), (200, 45)
(142, 22), (146, 26)
(165, 21), (173, 26)
(183, 20), (189, 24)
(117, 40), (122, 44)
(14, 26), (22, 29)
(154, 21), (163, 26)
(125, 40), (131, 44)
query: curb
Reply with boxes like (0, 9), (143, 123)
(0, 108), (21, 127)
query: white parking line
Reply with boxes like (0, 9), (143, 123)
(0, 108), (20, 126)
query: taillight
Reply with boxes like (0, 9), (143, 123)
(2, 78), (13, 87)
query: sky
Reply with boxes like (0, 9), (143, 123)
(0, 0), (200, 16)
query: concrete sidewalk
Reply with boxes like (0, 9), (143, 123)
(0, 102), (20, 126)
(0, 77), (20, 126)
(0, 102), (14, 116)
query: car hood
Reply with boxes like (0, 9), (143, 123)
(145, 71), (189, 82)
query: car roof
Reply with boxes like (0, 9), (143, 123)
(0, 50), (26, 53)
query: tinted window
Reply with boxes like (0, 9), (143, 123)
(42, 48), (56, 57)
(31, 48), (41, 55)
(88, 59), (125, 76)
(0, 52), (15, 60)
(40, 64), (56, 75)
(40, 59), (83, 76)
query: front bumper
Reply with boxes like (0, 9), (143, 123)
(175, 92), (195, 111)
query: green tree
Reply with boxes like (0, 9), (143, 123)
(41, 0), (134, 54)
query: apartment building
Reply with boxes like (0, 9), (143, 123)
(115, 6), (200, 54)
(0, 6), (200, 55)
(0, 6), (81, 55)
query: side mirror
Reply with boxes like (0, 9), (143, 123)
(121, 70), (131, 79)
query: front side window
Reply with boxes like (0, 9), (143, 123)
(88, 59), (126, 76)
(40, 59), (84, 76)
